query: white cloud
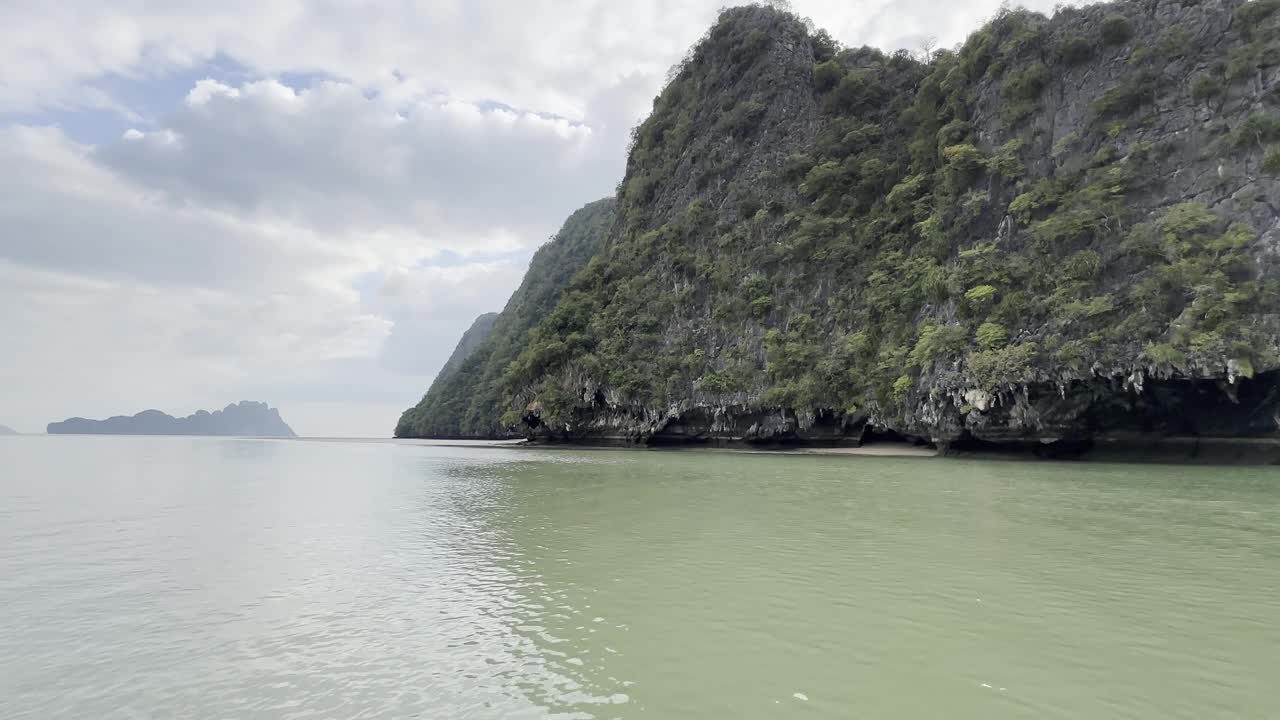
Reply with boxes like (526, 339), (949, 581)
(185, 78), (240, 106)
(95, 78), (608, 244)
(0, 0), (1067, 118)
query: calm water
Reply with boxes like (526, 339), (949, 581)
(1, 436), (1278, 719)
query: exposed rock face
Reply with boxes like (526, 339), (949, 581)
(47, 401), (296, 437)
(402, 0), (1280, 460)
(435, 313), (498, 383)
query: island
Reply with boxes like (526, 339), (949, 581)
(47, 401), (296, 437)
(397, 0), (1280, 462)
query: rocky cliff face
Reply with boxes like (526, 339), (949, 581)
(47, 401), (296, 437)
(403, 0), (1280, 459)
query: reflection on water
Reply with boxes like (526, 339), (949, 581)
(1, 436), (1278, 719)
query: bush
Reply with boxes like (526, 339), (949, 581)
(1100, 15), (1133, 46)
(987, 139), (1025, 178)
(1230, 114), (1280, 151)
(922, 267), (953, 303)
(1143, 342), (1187, 372)
(1235, 0), (1280, 31)
(1156, 27), (1192, 59)
(1127, 44), (1152, 66)
(943, 143), (986, 166)
(1033, 208), (1102, 246)
(1002, 62), (1049, 101)
(1052, 132), (1080, 158)
(722, 99), (767, 137)
(1062, 250), (1102, 280)
(992, 291), (1031, 327)
(967, 343), (1039, 389)
(936, 120), (973, 151)
(1265, 145), (1280, 174)
(1055, 34), (1093, 65)
(1192, 72), (1224, 102)
(942, 144), (986, 193)
(1227, 45), (1261, 82)
(1158, 202), (1217, 253)
(1057, 295), (1116, 322)
(829, 69), (887, 114)
(976, 322), (1009, 350)
(1089, 79), (1154, 121)
(988, 153), (1024, 178)
(909, 323), (969, 369)
(811, 29), (839, 62)
(812, 60), (844, 93)
(799, 161), (845, 198)
(965, 285), (998, 304)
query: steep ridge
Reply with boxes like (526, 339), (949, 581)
(435, 312), (499, 384)
(405, 0), (1280, 458)
(395, 198), (616, 438)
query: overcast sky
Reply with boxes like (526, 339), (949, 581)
(0, 0), (1061, 437)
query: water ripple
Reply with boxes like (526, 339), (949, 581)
(1, 438), (1277, 718)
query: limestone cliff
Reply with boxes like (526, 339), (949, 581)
(402, 0), (1280, 459)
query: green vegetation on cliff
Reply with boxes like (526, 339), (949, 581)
(399, 0), (1280, 443)
(395, 198), (616, 437)
(434, 312), (499, 384)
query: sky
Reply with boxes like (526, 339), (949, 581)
(0, 0), (1062, 437)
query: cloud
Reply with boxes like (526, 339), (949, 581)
(0, 0), (710, 120)
(0, 125), (359, 290)
(0, 0), (1070, 118)
(96, 78), (609, 244)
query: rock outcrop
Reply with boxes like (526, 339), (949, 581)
(400, 0), (1280, 460)
(48, 401), (296, 437)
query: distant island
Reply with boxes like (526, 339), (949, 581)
(47, 402), (296, 437)
(0, 424), (18, 435)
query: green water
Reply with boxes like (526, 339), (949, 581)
(1, 436), (1277, 718)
